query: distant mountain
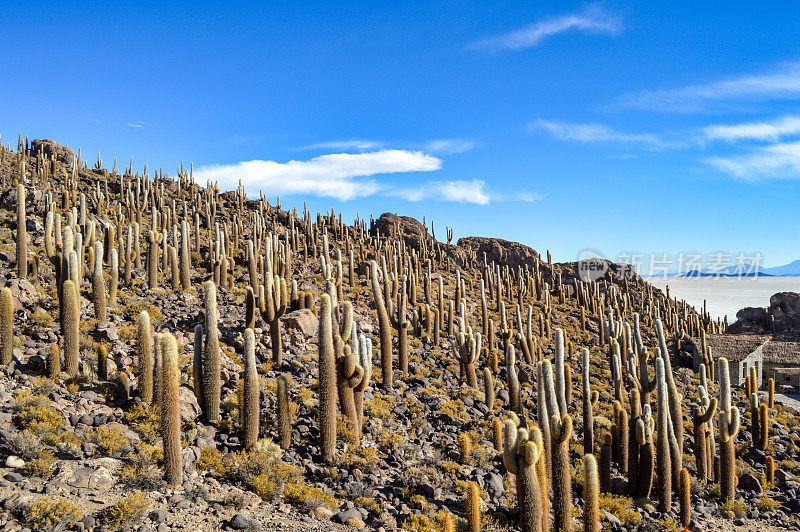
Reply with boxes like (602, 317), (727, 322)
(668, 259), (800, 277)
(762, 259), (800, 276)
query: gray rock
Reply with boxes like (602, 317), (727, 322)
(285, 309), (319, 337)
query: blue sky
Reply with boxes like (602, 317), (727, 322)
(3, 1), (800, 269)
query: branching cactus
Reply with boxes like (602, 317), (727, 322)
(203, 281), (221, 423)
(692, 386), (717, 485)
(318, 293), (337, 463)
(353, 332), (373, 437)
(503, 420), (544, 532)
(161, 333), (182, 487)
(262, 273), (288, 365)
(543, 359), (573, 531)
(242, 328), (259, 449)
(718, 357), (740, 504)
(453, 327), (480, 388)
(369, 260), (393, 390)
(388, 275), (410, 374)
(0, 287), (13, 366)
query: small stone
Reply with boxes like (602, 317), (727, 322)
(230, 514), (250, 530)
(5, 456), (24, 468)
(314, 506), (334, 520)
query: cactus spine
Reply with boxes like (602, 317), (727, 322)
(369, 261), (393, 390)
(0, 287), (13, 366)
(62, 280), (80, 377)
(583, 453), (600, 532)
(318, 293), (337, 462)
(242, 328), (259, 449)
(161, 333), (182, 487)
(203, 281), (221, 423)
(718, 357), (740, 504)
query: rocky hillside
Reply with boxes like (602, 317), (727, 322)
(0, 138), (796, 532)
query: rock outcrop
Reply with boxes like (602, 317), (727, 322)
(728, 292), (800, 339)
(31, 138), (75, 165)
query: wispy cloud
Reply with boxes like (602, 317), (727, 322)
(195, 150), (440, 201)
(126, 121), (144, 128)
(530, 120), (669, 149)
(469, 4), (622, 51)
(420, 139), (478, 154)
(703, 115), (800, 142)
(293, 139), (384, 151)
(618, 61), (800, 113)
(391, 180), (491, 205)
(706, 141), (800, 180)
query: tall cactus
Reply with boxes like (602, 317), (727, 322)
(137, 311), (153, 404)
(109, 248), (119, 304)
(161, 333), (182, 487)
(242, 328), (259, 449)
(180, 220), (191, 291)
(277, 374), (292, 450)
(92, 241), (107, 321)
(581, 347), (597, 454)
(466, 481), (481, 532)
(506, 344), (521, 414)
(655, 357), (672, 512)
(369, 260), (393, 390)
(62, 280), (80, 377)
(0, 287), (13, 366)
(318, 293), (337, 463)
(483, 368), (495, 411)
(146, 230), (163, 290)
(678, 467), (691, 528)
(718, 357), (740, 504)
(203, 281), (221, 423)
(635, 405), (655, 499)
(16, 184), (27, 279)
(583, 453), (600, 532)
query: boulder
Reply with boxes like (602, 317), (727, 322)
(32, 139), (75, 165)
(285, 309), (318, 337)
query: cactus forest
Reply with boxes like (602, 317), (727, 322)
(0, 137), (798, 532)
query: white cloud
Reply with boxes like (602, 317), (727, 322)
(469, 4), (621, 51)
(618, 61), (800, 112)
(706, 141), (800, 180)
(421, 139), (478, 154)
(293, 139), (384, 151)
(703, 115), (800, 142)
(530, 120), (667, 148)
(126, 121), (144, 128)
(391, 180), (491, 204)
(195, 150), (441, 201)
